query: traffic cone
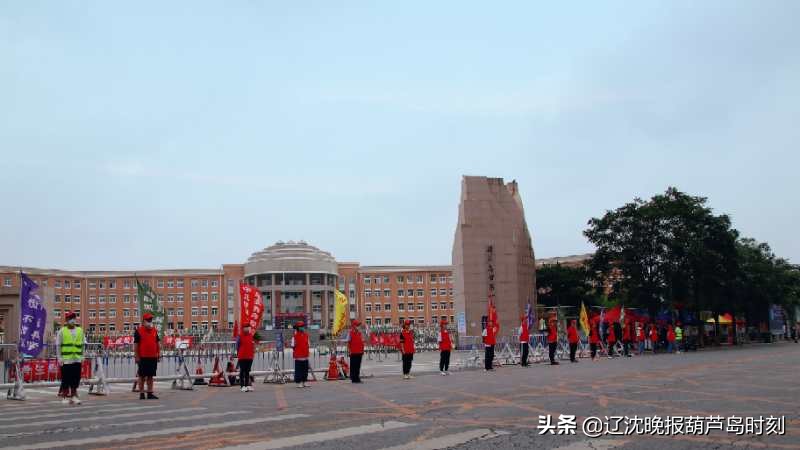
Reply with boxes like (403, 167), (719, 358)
(208, 356), (227, 387)
(193, 361), (207, 385)
(338, 356), (350, 379)
(326, 354), (340, 380)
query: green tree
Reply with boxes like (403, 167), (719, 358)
(536, 264), (597, 309)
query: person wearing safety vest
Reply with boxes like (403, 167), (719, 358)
(236, 323), (257, 392)
(606, 322), (617, 358)
(547, 318), (559, 365)
(519, 315), (531, 367)
(399, 320), (415, 380)
(135, 312), (161, 400)
(437, 319), (452, 376)
(589, 316), (601, 361)
(57, 311), (84, 405)
(567, 319), (579, 363)
(675, 323), (683, 353)
(291, 321), (310, 388)
(346, 319), (364, 383)
(482, 320), (497, 371)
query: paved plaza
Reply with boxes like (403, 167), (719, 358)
(1, 342), (798, 450)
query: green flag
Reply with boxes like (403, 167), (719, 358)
(136, 279), (166, 337)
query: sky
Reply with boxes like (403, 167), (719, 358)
(1, 1), (799, 270)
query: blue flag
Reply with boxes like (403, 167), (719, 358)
(19, 273), (47, 358)
(525, 302), (535, 329)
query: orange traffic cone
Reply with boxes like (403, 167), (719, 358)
(193, 361), (207, 385)
(208, 357), (227, 387)
(326, 354), (340, 380)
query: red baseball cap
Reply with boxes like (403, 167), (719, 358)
(65, 311), (77, 320)
(403, 320), (411, 326)
(295, 321), (305, 328)
(351, 319), (360, 326)
(143, 312), (154, 320)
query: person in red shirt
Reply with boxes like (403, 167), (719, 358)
(482, 320), (497, 371)
(399, 320), (415, 380)
(606, 322), (617, 358)
(438, 319), (452, 375)
(649, 324), (659, 354)
(622, 319), (633, 358)
(547, 318), (559, 365)
(134, 312), (160, 400)
(292, 321), (310, 388)
(636, 322), (646, 355)
(567, 319), (579, 363)
(667, 325), (676, 353)
(346, 319), (364, 383)
(589, 316), (601, 361)
(519, 315), (531, 367)
(236, 323), (257, 392)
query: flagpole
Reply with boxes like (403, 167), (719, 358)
(17, 269), (23, 359)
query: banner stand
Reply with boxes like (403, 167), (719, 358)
(263, 350), (289, 384)
(6, 359), (26, 401)
(171, 348), (195, 391)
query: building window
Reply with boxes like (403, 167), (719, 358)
(440, 302), (447, 310)
(89, 281), (97, 289)
(384, 303), (391, 311)
(374, 304), (381, 312)
(398, 303), (405, 311)
(416, 289), (424, 297)
(191, 280), (199, 288)
(364, 276), (371, 285)
(383, 289), (390, 297)
(439, 276), (446, 283)
(201, 280), (208, 288)
(177, 308), (184, 316)
(73, 295), (80, 304)
(191, 293), (199, 302)
(417, 303), (424, 311)
(167, 280), (174, 288)
(399, 316), (405, 324)
(407, 289), (414, 297)
(439, 289), (446, 296)
(201, 293), (208, 301)
(192, 308), (199, 317)
(177, 322), (185, 330)
(99, 296), (105, 305)
(374, 276), (381, 285)
(55, 280), (62, 288)
(109, 295), (116, 304)
(54, 309), (61, 318)
(124, 309), (130, 317)
(211, 307), (218, 316)
(98, 281), (105, 289)
(365, 318), (372, 326)
(201, 307), (208, 316)
(406, 303), (413, 311)
(157, 280), (164, 288)
(99, 310), (106, 319)
(417, 317), (425, 325)
(416, 276), (423, 284)
(374, 289), (381, 297)
(365, 304), (372, 312)
(431, 302), (438, 310)
(177, 294), (184, 302)
(397, 275), (404, 283)
(384, 318), (391, 325)
(109, 310), (116, 318)
(406, 276), (413, 284)
(383, 276), (389, 283)
(123, 295), (130, 304)
(109, 281), (116, 289)
(191, 322), (198, 331)
(364, 289), (371, 297)
(167, 295), (174, 303)
(450, 302), (454, 309)
(431, 289), (437, 297)
(397, 290), (404, 298)
(211, 280), (218, 288)
(89, 296), (96, 304)
(177, 280), (184, 288)
(55, 295), (61, 303)
(211, 293), (218, 301)
(64, 280), (71, 289)
(430, 274), (437, 283)
(123, 280), (130, 289)
(449, 288), (454, 297)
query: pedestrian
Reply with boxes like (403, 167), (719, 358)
(567, 319), (579, 363)
(134, 312), (160, 400)
(622, 320), (633, 357)
(589, 316), (601, 361)
(606, 322), (616, 358)
(794, 322), (799, 343)
(56, 311), (84, 405)
(636, 323), (645, 355)
(675, 323), (683, 353)
(236, 323), (256, 392)
(667, 325), (676, 353)
(399, 320), (415, 380)
(438, 319), (452, 375)
(519, 315), (530, 367)
(291, 321), (310, 388)
(547, 318), (559, 365)
(482, 320), (497, 371)
(346, 319), (364, 383)
(649, 324), (659, 354)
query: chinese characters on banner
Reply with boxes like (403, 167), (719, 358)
(136, 280), (166, 336)
(239, 283), (264, 329)
(19, 273), (47, 358)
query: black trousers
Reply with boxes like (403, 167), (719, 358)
(520, 343), (529, 366)
(484, 345), (494, 370)
(439, 351), (450, 372)
(350, 353), (362, 382)
(569, 343), (578, 362)
(239, 359), (252, 387)
(294, 359), (308, 383)
(623, 341), (630, 356)
(60, 362), (81, 396)
(607, 342), (615, 356)
(402, 353), (413, 375)
(548, 342), (557, 363)
(590, 343), (598, 359)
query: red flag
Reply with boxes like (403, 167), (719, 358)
(239, 283), (264, 329)
(488, 295), (500, 334)
(605, 305), (621, 323)
(233, 320), (240, 338)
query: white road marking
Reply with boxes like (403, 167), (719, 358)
(379, 428), (510, 450)
(2, 410), (251, 439)
(0, 404), (163, 422)
(1, 406), (205, 429)
(214, 421), (415, 450)
(0, 414), (308, 450)
(553, 439), (629, 450)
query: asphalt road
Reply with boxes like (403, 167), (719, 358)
(2, 341), (798, 450)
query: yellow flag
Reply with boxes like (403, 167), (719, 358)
(579, 302), (590, 336)
(332, 290), (349, 337)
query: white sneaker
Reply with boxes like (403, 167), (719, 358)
(247, 386), (254, 392)
(296, 384), (303, 388)
(61, 397), (70, 405)
(240, 387), (247, 392)
(302, 383), (310, 388)
(403, 375), (409, 380)
(72, 397), (81, 405)
(440, 371), (446, 376)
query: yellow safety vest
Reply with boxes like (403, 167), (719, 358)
(60, 327), (84, 362)
(675, 327), (683, 341)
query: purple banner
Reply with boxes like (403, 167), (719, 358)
(19, 273), (47, 358)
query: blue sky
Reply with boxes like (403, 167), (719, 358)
(2, 1), (798, 270)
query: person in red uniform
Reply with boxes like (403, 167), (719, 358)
(589, 316), (601, 361)
(292, 321), (310, 388)
(622, 319), (633, 358)
(519, 315), (531, 367)
(399, 320), (415, 380)
(567, 319), (579, 363)
(134, 312), (160, 400)
(547, 318), (559, 365)
(606, 321), (617, 358)
(236, 323), (257, 392)
(667, 325), (676, 353)
(636, 322), (646, 355)
(438, 319), (452, 375)
(649, 324), (659, 354)
(346, 319), (364, 383)
(482, 320), (497, 371)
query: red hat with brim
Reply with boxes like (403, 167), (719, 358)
(65, 311), (77, 320)
(295, 321), (305, 328)
(403, 320), (411, 326)
(143, 312), (154, 321)
(351, 319), (360, 326)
